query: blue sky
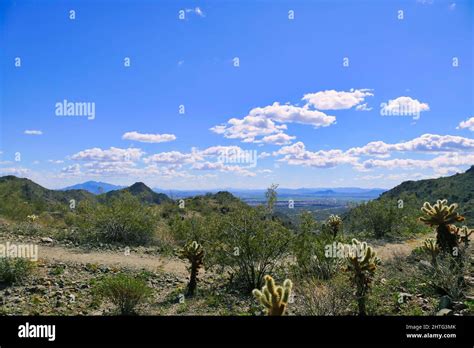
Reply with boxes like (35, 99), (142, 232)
(0, 0), (473, 189)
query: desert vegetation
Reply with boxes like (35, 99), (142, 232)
(0, 171), (472, 316)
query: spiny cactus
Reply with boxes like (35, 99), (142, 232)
(252, 275), (293, 316)
(327, 214), (342, 239)
(422, 238), (440, 266)
(343, 238), (380, 316)
(458, 226), (473, 248)
(419, 200), (465, 253)
(179, 241), (204, 297)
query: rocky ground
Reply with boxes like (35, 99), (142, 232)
(0, 224), (472, 316)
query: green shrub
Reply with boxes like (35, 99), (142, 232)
(95, 274), (152, 315)
(0, 258), (35, 285)
(292, 212), (343, 280)
(206, 206), (292, 291)
(344, 195), (429, 239)
(80, 194), (157, 245)
(299, 274), (352, 315)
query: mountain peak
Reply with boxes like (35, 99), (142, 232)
(129, 182), (151, 192)
(466, 165), (474, 174)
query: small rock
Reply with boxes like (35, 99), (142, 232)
(419, 260), (433, 269)
(41, 237), (54, 244)
(452, 302), (467, 311)
(436, 308), (453, 316)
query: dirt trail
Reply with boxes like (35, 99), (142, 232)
(2, 233), (434, 276)
(372, 233), (435, 260)
(29, 243), (188, 277)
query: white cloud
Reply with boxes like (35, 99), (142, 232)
(302, 89), (374, 110)
(210, 115), (288, 143)
(70, 147), (144, 162)
(143, 151), (199, 165)
(249, 102), (336, 128)
(48, 160), (65, 164)
(61, 164), (81, 175)
(0, 167), (29, 176)
(274, 142), (359, 168)
(380, 96), (429, 117)
(348, 134), (474, 157)
(261, 133), (296, 145)
(272, 134), (474, 175)
(185, 7), (205, 17)
(357, 153), (474, 171)
(457, 117), (474, 131)
(122, 132), (176, 143)
(192, 161), (256, 176)
(211, 102), (335, 144)
(24, 130), (43, 135)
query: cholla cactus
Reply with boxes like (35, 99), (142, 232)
(419, 200), (465, 253)
(344, 238), (380, 316)
(252, 275), (293, 316)
(179, 241), (204, 296)
(458, 226), (473, 248)
(27, 215), (38, 222)
(327, 214), (342, 239)
(422, 238), (440, 266)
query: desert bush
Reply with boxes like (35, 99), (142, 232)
(0, 258), (35, 285)
(344, 195), (428, 239)
(207, 206), (292, 292)
(80, 194), (157, 245)
(293, 212), (343, 280)
(169, 214), (213, 245)
(419, 251), (469, 301)
(95, 273), (152, 315)
(298, 274), (352, 315)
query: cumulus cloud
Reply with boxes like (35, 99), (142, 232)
(274, 142), (359, 168)
(457, 117), (474, 131)
(61, 164), (81, 175)
(380, 96), (429, 118)
(143, 151), (199, 165)
(0, 167), (29, 176)
(24, 130), (43, 135)
(249, 102), (336, 128)
(211, 102), (335, 144)
(122, 132), (176, 143)
(70, 147), (144, 162)
(302, 89), (374, 110)
(192, 161), (256, 176)
(348, 134), (474, 157)
(273, 134), (474, 174)
(261, 133), (296, 145)
(356, 153), (474, 171)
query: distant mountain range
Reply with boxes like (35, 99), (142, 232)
(154, 187), (387, 201)
(1, 166), (472, 220)
(62, 181), (125, 194)
(0, 176), (171, 212)
(60, 181), (386, 201)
